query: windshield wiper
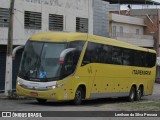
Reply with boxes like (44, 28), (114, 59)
(39, 76), (60, 82)
(19, 71), (29, 80)
(19, 64), (37, 80)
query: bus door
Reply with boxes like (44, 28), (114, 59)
(80, 62), (95, 99)
(81, 42), (103, 98)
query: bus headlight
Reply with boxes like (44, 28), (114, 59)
(50, 83), (64, 90)
(17, 81), (21, 85)
(52, 85), (56, 89)
(17, 79), (22, 86)
(56, 83), (64, 88)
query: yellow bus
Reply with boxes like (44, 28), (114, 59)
(16, 32), (156, 105)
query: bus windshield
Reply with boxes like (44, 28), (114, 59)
(18, 40), (85, 82)
(19, 41), (67, 81)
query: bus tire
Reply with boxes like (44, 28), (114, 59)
(36, 98), (47, 104)
(73, 87), (83, 105)
(136, 86), (143, 101)
(128, 86), (136, 102)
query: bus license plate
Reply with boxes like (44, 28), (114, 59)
(30, 92), (38, 97)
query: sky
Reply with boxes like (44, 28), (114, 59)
(153, 0), (160, 2)
(121, 0), (160, 10)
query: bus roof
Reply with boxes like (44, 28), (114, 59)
(29, 32), (88, 42)
(90, 34), (156, 53)
(29, 32), (156, 53)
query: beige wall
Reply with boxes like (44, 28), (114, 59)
(110, 13), (154, 47)
(111, 22), (144, 35)
(111, 13), (145, 26)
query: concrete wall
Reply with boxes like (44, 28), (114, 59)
(93, 0), (109, 37)
(116, 37), (154, 47)
(111, 22), (144, 35)
(130, 9), (158, 35)
(111, 13), (145, 26)
(109, 4), (120, 11)
(130, 9), (158, 16)
(110, 13), (154, 47)
(0, 0), (93, 45)
(130, 9), (160, 56)
(110, 13), (145, 36)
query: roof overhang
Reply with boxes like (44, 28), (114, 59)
(110, 20), (147, 26)
(103, 0), (160, 5)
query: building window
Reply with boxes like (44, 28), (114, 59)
(0, 8), (9, 27)
(112, 26), (116, 37)
(76, 17), (88, 33)
(24, 11), (41, 29)
(112, 47), (122, 65)
(49, 14), (63, 31)
(136, 29), (139, 35)
(120, 26), (123, 36)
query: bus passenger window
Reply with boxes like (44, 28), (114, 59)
(82, 42), (101, 65)
(112, 47), (122, 65)
(134, 51), (144, 67)
(122, 49), (133, 66)
(101, 45), (112, 64)
(146, 53), (156, 67)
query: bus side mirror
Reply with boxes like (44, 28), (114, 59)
(59, 48), (76, 64)
(12, 46), (24, 60)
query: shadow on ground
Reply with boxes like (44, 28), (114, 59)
(22, 97), (142, 107)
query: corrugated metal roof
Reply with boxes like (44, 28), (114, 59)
(104, 0), (160, 5)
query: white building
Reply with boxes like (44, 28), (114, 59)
(0, 0), (95, 45)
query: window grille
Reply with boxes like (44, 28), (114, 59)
(0, 8), (9, 27)
(76, 17), (88, 33)
(24, 11), (41, 29)
(49, 14), (63, 31)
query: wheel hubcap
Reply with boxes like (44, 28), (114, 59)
(131, 91), (134, 99)
(137, 89), (142, 99)
(76, 90), (81, 102)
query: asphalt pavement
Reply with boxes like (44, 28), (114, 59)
(0, 83), (160, 120)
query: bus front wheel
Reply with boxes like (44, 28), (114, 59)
(36, 98), (47, 104)
(73, 87), (83, 105)
(128, 86), (136, 102)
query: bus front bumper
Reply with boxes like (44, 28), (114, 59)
(16, 84), (67, 100)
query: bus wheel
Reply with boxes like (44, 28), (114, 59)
(128, 86), (136, 102)
(74, 87), (83, 105)
(136, 86), (143, 101)
(36, 98), (47, 104)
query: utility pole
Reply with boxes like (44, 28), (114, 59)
(157, 9), (160, 56)
(118, 0), (120, 14)
(5, 0), (15, 96)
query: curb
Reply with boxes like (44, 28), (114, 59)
(0, 91), (34, 100)
(0, 94), (33, 100)
(155, 80), (160, 84)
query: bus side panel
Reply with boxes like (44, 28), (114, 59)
(73, 64), (95, 99)
(86, 63), (156, 99)
(91, 64), (132, 97)
(145, 67), (156, 95)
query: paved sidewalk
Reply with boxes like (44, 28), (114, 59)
(0, 93), (7, 99)
(0, 92), (29, 99)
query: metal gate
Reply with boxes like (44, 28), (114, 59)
(0, 45), (23, 92)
